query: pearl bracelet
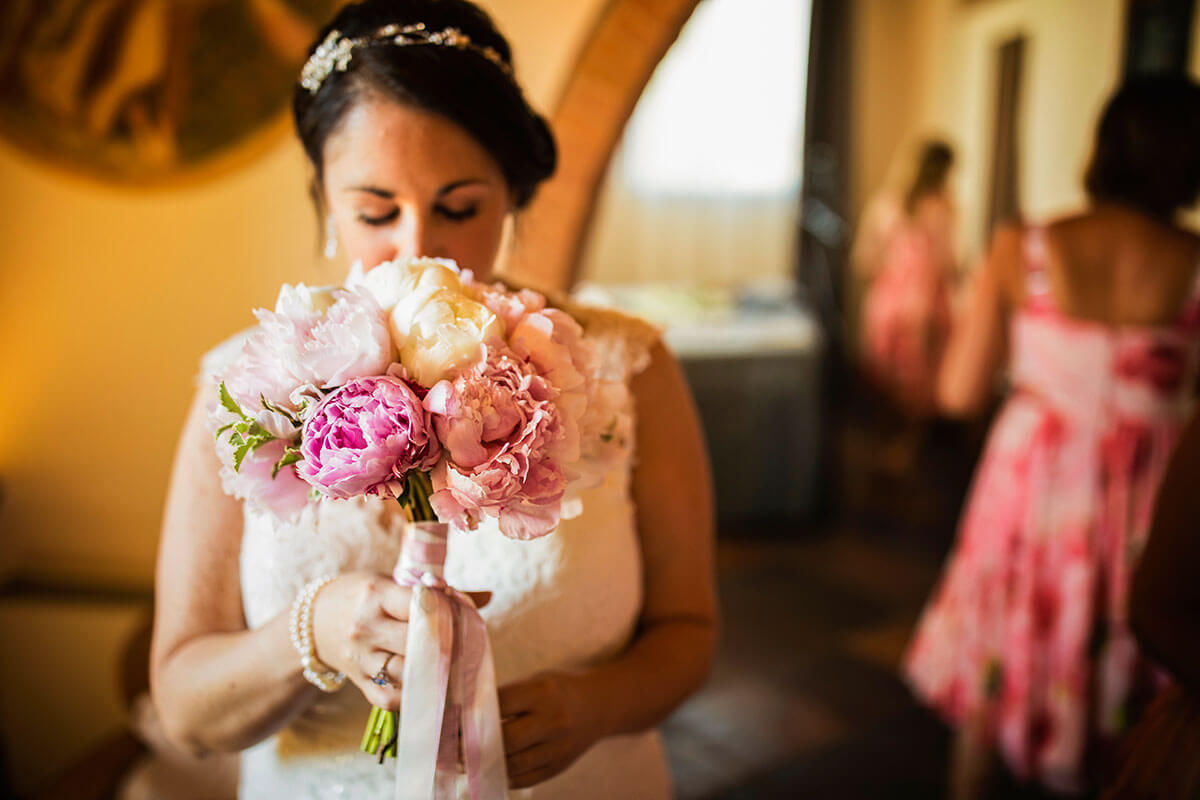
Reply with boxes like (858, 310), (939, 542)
(289, 574), (346, 692)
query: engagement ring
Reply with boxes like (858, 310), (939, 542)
(372, 655), (394, 687)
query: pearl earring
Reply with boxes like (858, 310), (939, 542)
(324, 216), (338, 259)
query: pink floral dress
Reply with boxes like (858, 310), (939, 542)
(903, 226), (1200, 792)
(861, 222), (953, 416)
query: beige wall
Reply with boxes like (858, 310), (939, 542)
(0, 0), (608, 592)
(850, 0), (1171, 262)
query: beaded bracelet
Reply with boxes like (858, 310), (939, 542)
(289, 574), (346, 692)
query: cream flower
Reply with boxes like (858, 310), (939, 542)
(345, 257), (464, 309)
(274, 282), (339, 314)
(347, 257), (504, 387)
(396, 288), (504, 387)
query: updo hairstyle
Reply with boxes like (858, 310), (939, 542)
(292, 0), (557, 209)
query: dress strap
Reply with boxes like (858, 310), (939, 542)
(1176, 250), (1200, 328)
(1021, 224), (1056, 313)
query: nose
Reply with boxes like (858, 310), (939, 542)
(393, 209), (444, 260)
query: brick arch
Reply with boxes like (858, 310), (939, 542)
(501, 0), (701, 291)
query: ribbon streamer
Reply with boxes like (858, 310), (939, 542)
(393, 521), (509, 800)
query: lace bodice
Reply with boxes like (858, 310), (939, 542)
(203, 306), (672, 799)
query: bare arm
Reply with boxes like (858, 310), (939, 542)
(578, 341), (719, 733)
(150, 387), (318, 754)
(150, 387), (416, 755)
(936, 225), (1017, 417)
(851, 195), (899, 282)
(499, 341), (719, 787)
(1130, 409), (1200, 689)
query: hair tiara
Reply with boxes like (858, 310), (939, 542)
(299, 22), (512, 95)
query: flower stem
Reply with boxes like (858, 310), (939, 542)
(361, 706), (381, 751)
(406, 470), (435, 521)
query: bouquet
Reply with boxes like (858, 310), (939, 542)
(209, 257), (615, 797)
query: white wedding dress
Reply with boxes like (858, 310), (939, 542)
(202, 307), (672, 799)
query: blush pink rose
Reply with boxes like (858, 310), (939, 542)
(469, 280), (548, 332)
(297, 375), (440, 500)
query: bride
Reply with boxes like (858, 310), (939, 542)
(148, 0), (717, 797)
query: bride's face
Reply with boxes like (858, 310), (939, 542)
(321, 97), (513, 279)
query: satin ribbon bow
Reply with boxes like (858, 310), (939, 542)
(392, 521), (508, 800)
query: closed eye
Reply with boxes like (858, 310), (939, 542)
(437, 205), (478, 222)
(358, 208), (399, 226)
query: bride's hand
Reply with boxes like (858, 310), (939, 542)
(498, 671), (601, 788)
(311, 571), (490, 708)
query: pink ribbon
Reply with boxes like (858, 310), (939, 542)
(391, 522), (508, 800)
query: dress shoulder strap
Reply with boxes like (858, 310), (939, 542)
(1021, 224), (1056, 313)
(1175, 248), (1200, 329)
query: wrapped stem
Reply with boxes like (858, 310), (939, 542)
(361, 470), (438, 761)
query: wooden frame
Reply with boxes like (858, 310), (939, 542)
(501, 0), (702, 291)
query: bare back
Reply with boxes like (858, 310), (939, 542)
(938, 206), (1200, 418)
(1012, 206), (1200, 326)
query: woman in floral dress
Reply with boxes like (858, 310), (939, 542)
(904, 76), (1200, 797)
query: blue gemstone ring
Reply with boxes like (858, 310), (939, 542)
(372, 655), (394, 686)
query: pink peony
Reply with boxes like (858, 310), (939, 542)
(423, 344), (572, 539)
(297, 375), (440, 500)
(223, 285), (392, 414)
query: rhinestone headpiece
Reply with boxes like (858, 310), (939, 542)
(300, 23), (512, 94)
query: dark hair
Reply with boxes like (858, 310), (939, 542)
(1084, 75), (1200, 219)
(903, 140), (954, 216)
(293, 0), (557, 209)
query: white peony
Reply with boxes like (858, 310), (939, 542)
(345, 257), (463, 309)
(274, 283), (339, 315)
(396, 288), (504, 387)
(346, 258), (504, 387)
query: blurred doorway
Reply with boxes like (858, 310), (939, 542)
(577, 0), (824, 525)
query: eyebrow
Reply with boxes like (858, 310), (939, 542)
(345, 179), (488, 199)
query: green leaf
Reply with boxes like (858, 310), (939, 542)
(218, 382), (245, 417)
(271, 449), (303, 479)
(214, 422), (236, 439)
(228, 431), (246, 449)
(260, 395), (299, 425)
(249, 433), (275, 453)
(232, 441), (254, 472)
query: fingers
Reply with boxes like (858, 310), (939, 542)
(367, 618), (409, 655)
(510, 761), (562, 790)
(375, 580), (413, 621)
(380, 583), (490, 615)
(497, 679), (542, 719)
(359, 649), (405, 710)
(506, 739), (573, 789)
(507, 743), (555, 784)
(367, 649), (405, 686)
(501, 710), (549, 756)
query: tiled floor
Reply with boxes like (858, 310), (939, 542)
(662, 530), (1080, 800)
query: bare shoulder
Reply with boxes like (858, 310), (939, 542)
(630, 337), (684, 400)
(1052, 208), (1200, 271)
